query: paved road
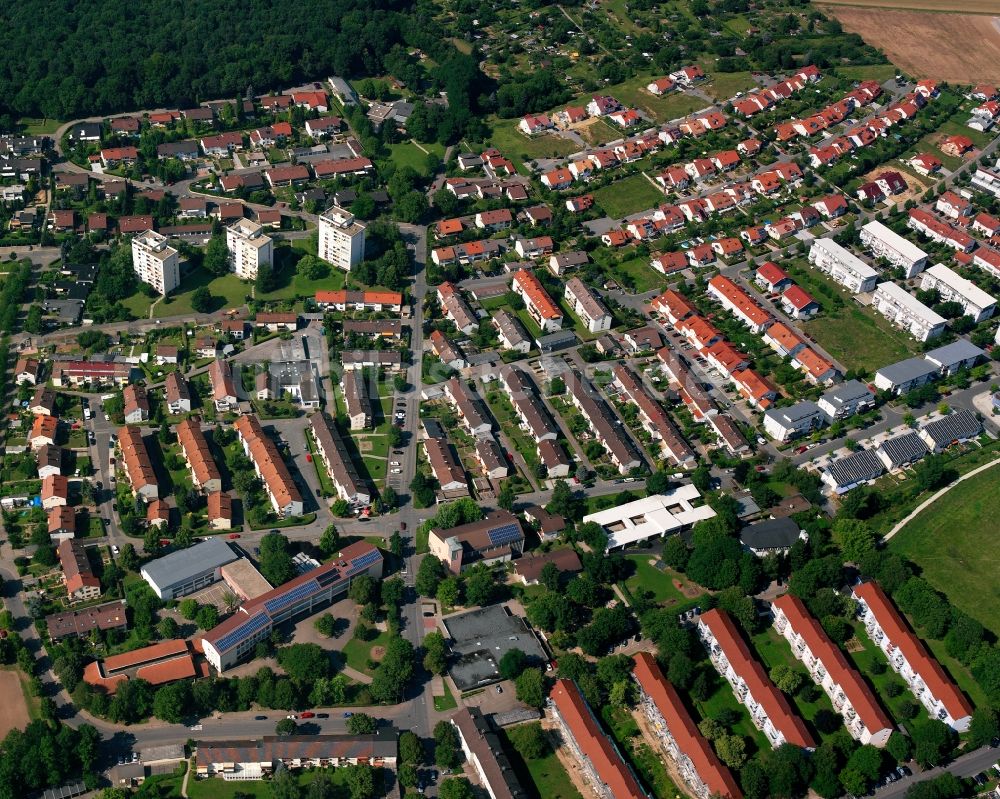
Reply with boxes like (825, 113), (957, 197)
(875, 745), (1000, 799)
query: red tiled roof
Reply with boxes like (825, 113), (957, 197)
(700, 609), (815, 749)
(549, 679), (647, 798)
(513, 270), (561, 320)
(756, 261), (788, 286)
(708, 275), (771, 326)
(853, 582), (973, 723)
(782, 285), (816, 311)
(772, 595), (892, 738)
(633, 653), (742, 799)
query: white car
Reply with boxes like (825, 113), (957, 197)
(391, 468), (402, 474)
(104, 414), (110, 421)
(390, 461), (400, 466)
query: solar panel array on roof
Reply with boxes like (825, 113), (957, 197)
(877, 432), (927, 468)
(348, 549), (382, 574)
(316, 568), (344, 588)
(488, 523), (523, 547)
(825, 449), (884, 489)
(216, 612), (269, 653)
(264, 579), (321, 615)
(920, 410), (981, 448)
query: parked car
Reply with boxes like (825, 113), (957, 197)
(299, 711), (315, 719)
(254, 715), (268, 720)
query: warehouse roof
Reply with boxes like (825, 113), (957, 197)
(140, 538), (238, 591)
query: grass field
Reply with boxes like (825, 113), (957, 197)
(890, 464), (1000, 637)
(593, 174), (663, 218)
(521, 747), (583, 799)
(433, 683), (458, 711)
(622, 555), (692, 605)
(18, 118), (61, 134)
(388, 141), (443, 176)
(833, 64), (900, 82)
(615, 255), (668, 294)
(576, 76), (707, 123)
(154, 272), (250, 318)
(486, 118), (578, 170)
(704, 71), (758, 101)
(821, 6), (1000, 83)
(342, 629), (392, 676)
(189, 770), (345, 799)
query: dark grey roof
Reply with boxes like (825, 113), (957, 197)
(740, 517), (801, 550)
(876, 432), (927, 468)
(764, 400), (823, 425)
(140, 538), (238, 590)
(823, 449), (884, 489)
(819, 379), (873, 411)
(536, 329), (577, 352)
(923, 339), (985, 368)
(876, 357), (938, 386)
(920, 410), (981, 447)
(422, 418), (445, 439)
(442, 605), (547, 691)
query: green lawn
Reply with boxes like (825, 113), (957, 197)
(788, 270), (918, 373)
(18, 117), (61, 134)
(622, 555), (691, 605)
(890, 464), (1000, 637)
(433, 682), (458, 712)
(122, 291), (156, 319)
(188, 769), (348, 799)
(603, 707), (683, 799)
(704, 71), (758, 101)
(593, 174), (662, 219)
(834, 64), (899, 83)
(575, 76), (707, 123)
(485, 118), (578, 171)
(521, 748), (583, 799)
(388, 141), (444, 176)
(695, 679), (770, 754)
(614, 255), (668, 294)
(156, 272), (250, 318)
(342, 629), (392, 676)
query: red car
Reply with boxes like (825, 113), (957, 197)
(228, 533), (241, 539)
(299, 711), (315, 719)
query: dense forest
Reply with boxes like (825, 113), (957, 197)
(0, 0), (462, 122)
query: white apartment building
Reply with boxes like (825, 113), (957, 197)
(772, 594), (894, 747)
(317, 205), (366, 271)
(564, 277), (612, 333)
(860, 220), (928, 278)
(131, 230), (180, 295)
(697, 609), (816, 750)
(632, 652), (742, 799)
(871, 282), (946, 341)
(808, 238), (878, 293)
(853, 581), (974, 731)
(762, 401), (824, 442)
(226, 219), (273, 281)
(971, 164), (1000, 198)
(919, 263), (996, 323)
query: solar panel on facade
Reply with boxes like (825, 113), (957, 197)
(487, 523), (521, 547)
(263, 579), (320, 615)
(215, 611), (270, 652)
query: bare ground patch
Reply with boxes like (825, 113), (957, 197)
(820, 6), (1000, 83)
(0, 669), (32, 738)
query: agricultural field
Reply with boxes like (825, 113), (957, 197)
(820, 6), (1000, 83)
(890, 464), (1000, 637)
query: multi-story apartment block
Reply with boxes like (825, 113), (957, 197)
(317, 205), (366, 271)
(512, 270), (563, 332)
(566, 370), (643, 474)
(564, 277), (612, 333)
(613, 364), (695, 468)
(226, 218), (273, 281)
(632, 652), (742, 799)
(763, 401), (825, 442)
(131, 230), (180, 295)
(233, 415), (303, 517)
(808, 239), (878, 293)
(871, 282), (946, 342)
(772, 594), (894, 746)
(860, 221), (928, 279)
(697, 609), (816, 750)
(853, 581), (973, 731)
(548, 679), (649, 799)
(919, 263), (996, 323)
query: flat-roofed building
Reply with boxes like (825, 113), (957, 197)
(919, 263), (996, 323)
(131, 231), (180, 295)
(176, 417), (222, 492)
(317, 205), (365, 271)
(632, 652), (742, 799)
(772, 594), (893, 746)
(140, 538), (238, 600)
(548, 679), (650, 799)
(220, 559), (273, 602)
(428, 510), (525, 574)
(808, 238), (878, 293)
(451, 708), (529, 799)
(233, 415), (303, 517)
(860, 220), (928, 278)
(226, 218), (273, 281)
(582, 488), (716, 551)
(853, 581), (973, 731)
(697, 609), (816, 750)
(201, 541), (382, 671)
(871, 282), (946, 341)
(309, 412), (371, 506)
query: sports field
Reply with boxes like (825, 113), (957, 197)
(821, 6), (1000, 82)
(0, 669), (32, 738)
